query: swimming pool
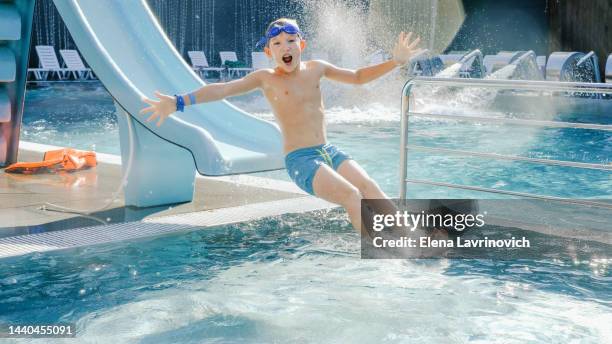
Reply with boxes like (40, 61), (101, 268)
(2, 81), (611, 342)
(19, 82), (612, 198)
(0, 209), (610, 342)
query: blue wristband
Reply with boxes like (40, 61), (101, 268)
(175, 94), (185, 112)
(188, 92), (196, 106)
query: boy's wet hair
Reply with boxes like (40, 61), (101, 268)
(264, 18), (302, 47)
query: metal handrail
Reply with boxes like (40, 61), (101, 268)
(405, 178), (612, 209)
(408, 112), (612, 131)
(399, 77), (612, 206)
(405, 77), (612, 93)
(408, 145), (612, 171)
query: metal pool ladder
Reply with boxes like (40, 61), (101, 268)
(399, 77), (612, 208)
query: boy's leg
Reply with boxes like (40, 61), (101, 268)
(337, 159), (400, 225)
(337, 159), (449, 243)
(337, 160), (388, 199)
(312, 164), (363, 231)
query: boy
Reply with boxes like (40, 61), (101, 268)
(140, 18), (422, 231)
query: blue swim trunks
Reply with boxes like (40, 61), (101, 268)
(285, 143), (352, 195)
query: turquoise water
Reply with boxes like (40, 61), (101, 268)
(19, 83), (612, 198)
(5, 82), (610, 342)
(0, 211), (610, 343)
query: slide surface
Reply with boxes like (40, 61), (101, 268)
(52, 0), (284, 175)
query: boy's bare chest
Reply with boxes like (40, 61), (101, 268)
(264, 75), (322, 105)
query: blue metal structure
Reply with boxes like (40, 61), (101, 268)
(0, 0), (35, 166)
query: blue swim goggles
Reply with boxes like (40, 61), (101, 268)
(256, 23), (303, 48)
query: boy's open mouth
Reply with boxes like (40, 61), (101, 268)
(282, 54), (293, 64)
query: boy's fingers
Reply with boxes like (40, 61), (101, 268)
(408, 36), (421, 50)
(146, 112), (158, 122)
(406, 36), (420, 49)
(401, 31), (409, 45)
(404, 32), (413, 45)
(154, 90), (166, 99)
(157, 116), (166, 127)
(139, 106), (153, 115)
(141, 97), (154, 105)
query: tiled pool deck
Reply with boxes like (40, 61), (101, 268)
(0, 141), (336, 258)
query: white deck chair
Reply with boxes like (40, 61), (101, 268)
(30, 45), (69, 81)
(219, 51), (251, 78)
(251, 52), (273, 70)
(59, 49), (94, 80)
(187, 51), (224, 79)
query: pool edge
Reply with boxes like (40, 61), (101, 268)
(0, 196), (337, 259)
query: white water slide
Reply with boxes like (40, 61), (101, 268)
(52, 0), (284, 207)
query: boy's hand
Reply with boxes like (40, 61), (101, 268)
(392, 31), (423, 66)
(139, 91), (176, 127)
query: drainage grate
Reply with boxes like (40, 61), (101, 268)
(0, 196), (337, 259)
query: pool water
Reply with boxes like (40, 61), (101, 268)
(0, 210), (610, 343)
(19, 82), (612, 198)
(21, 83), (119, 156)
(5, 81), (610, 343)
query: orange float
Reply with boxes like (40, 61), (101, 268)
(4, 148), (97, 174)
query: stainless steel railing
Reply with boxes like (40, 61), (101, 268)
(399, 77), (612, 208)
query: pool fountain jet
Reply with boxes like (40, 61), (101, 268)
(483, 51), (529, 76)
(487, 51), (542, 80)
(435, 49), (485, 78)
(546, 51), (601, 83)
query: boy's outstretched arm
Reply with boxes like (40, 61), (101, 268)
(321, 31), (422, 85)
(139, 70), (264, 126)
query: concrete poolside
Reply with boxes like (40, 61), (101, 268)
(0, 141), (336, 258)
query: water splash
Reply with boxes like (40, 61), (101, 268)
(488, 51), (542, 81)
(299, 0), (370, 68)
(435, 62), (462, 78)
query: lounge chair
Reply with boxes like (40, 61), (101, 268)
(219, 51), (251, 79)
(187, 51), (224, 79)
(30, 45), (69, 81)
(59, 49), (94, 80)
(251, 52), (273, 70)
